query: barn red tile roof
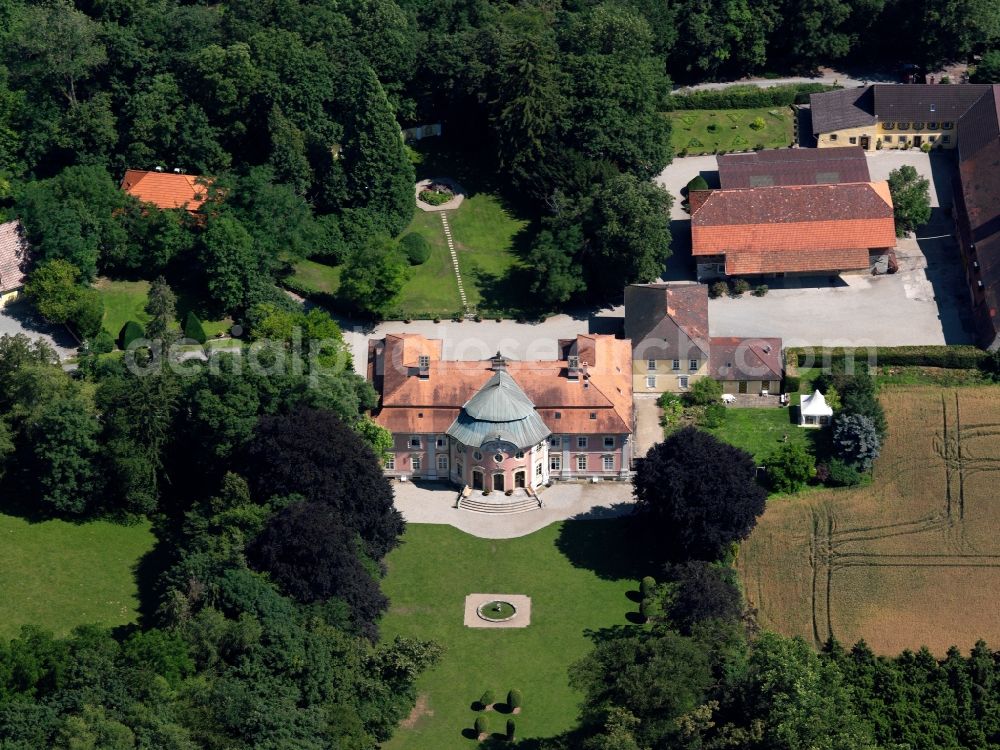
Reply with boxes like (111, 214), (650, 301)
(120, 170), (210, 212)
(368, 333), (633, 436)
(0, 220), (29, 293)
(690, 182), (896, 262)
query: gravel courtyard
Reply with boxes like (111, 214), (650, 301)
(653, 150), (975, 346)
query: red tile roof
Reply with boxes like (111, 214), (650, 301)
(624, 283), (710, 361)
(725, 247), (871, 275)
(0, 220), (28, 293)
(120, 170), (210, 212)
(369, 333), (633, 436)
(691, 182), (896, 259)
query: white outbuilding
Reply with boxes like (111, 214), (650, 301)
(799, 390), (833, 427)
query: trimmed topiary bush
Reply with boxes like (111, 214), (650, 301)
(639, 576), (656, 599)
(753, 284), (769, 297)
(686, 174), (709, 194)
(480, 690), (495, 710)
(506, 719), (516, 740)
(507, 689), (522, 712)
(474, 715), (488, 737)
(400, 232), (431, 265)
(118, 320), (145, 350)
(184, 311), (207, 344)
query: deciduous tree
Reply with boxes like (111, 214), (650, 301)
(888, 165), (931, 237)
(633, 427), (766, 560)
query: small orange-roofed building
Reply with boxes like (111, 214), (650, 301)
(120, 169), (211, 213)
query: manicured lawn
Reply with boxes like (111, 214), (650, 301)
(449, 194), (529, 315)
(380, 521), (645, 748)
(396, 210), (464, 317)
(0, 512), (154, 639)
(704, 407), (810, 462)
(288, 258), (341, 295)
(96, 278), (232, 340)
(289, 193), (530, 318)
(667, 107), (794, 154)
(96, 278), (151, 337)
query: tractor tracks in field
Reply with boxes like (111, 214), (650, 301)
(807, 393), (1000, 647)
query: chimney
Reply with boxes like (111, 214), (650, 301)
(567, 355), (580, 380)
(490, 351), (508, 372)
(418, 355), (430, 380)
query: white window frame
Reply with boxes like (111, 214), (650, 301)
(671, 359), (680, 371)
(577, 436), (588, 449)
(437, 454), (449, 471)
(576, 454), (587, 471)
(550, 454), (561, 471)
(603, 436), (615, 449)
(515, 450), (524, 459)
(385, 454), (395, 470)
(412, 456), (421, 471)
(647, 358), (656, 371)
(435, 436), (446, 449)
(689, 359), (698, 371)
(549, 436), (560, 448)
(678, 375), (689, 389)
(603, 455), (614, 471)
(646, 376), (656, 389)
(408, 435), (422, 449)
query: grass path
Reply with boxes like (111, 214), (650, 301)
(380, 520), (644, 748)
(0, 512), (154, 639)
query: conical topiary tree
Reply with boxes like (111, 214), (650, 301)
(184, 310), (207, 344)
(506, 719), (516, 740)
(640, 576), (656, 598)
(507, 689), (522, 713)
(480, 690), (495, 711)
(118, 320), (145, 350)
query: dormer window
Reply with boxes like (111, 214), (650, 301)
(942, 121), (954, 130)
(913, 122), (924, 130)
(554, 412), (561, 419)
(928, 121), (938, 130)
(898, 122), (910, 130)
(883, 122), (895, 130)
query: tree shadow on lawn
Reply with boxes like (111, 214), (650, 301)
(554, 517), (650, 582)
(411, 139), (506, 199)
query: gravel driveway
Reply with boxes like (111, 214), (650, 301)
(0, 300), (77, 359)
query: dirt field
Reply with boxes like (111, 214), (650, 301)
(740, 386), (1000, 655)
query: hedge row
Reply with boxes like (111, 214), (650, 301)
(665, 83), (840, 111)
(789, 345), (988, 369)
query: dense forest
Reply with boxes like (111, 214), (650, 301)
(2, 0), (998, 318)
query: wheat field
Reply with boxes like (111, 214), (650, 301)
(740, 386), (1000, 654)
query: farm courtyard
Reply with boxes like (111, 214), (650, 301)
(739, 385), (1000, 655)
